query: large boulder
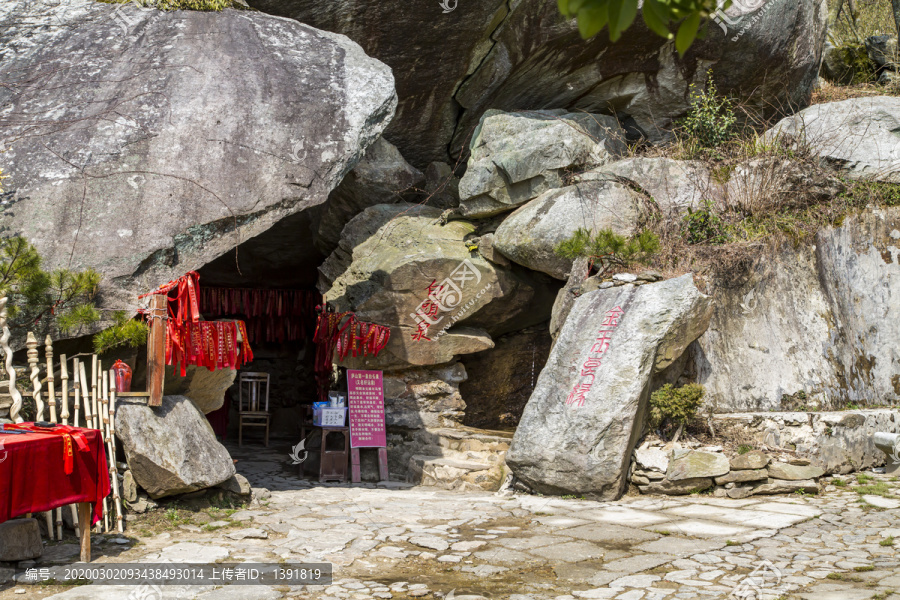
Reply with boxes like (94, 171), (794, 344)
(493, 181), (644, 280)
(457, 110), (626, 218)
(578, 157), (720, 217)
(0, 519), (42, 561)
(163, 365), (236, 414)
(246, 0), (828, 166)
(693, 207), (900, 411)
(506, 274), (713, 498)
(312, 137), (424, 255)
(116, 395), (236, 498)
(319, 203), (558, 370)
(0, 0), (396, 315)
(764, 97), (900, 183)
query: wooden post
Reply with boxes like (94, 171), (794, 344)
(74, 358), (84, 428)
(108, 374), (124, 533)
(79, 361), (91, 429)
(45, 336), (57, 423)
(91, 355), (99, 431)
(77, 503), (91, 562)
(147, 294), (166, 407)
(60, 354), (69, 426)
(26, 332), (54, 541)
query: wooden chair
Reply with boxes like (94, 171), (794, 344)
(238, 372), (271, 447)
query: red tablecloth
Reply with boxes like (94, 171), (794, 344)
(0, 425), (110, 525)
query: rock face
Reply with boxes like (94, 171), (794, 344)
(764, 96), (900, 183)
(767, 462), (825, 481)
(493, 181), (644, 280)
(457, 110), (625, 218)
(247, 0), (827, 166)
(319, 204), (557, 370)
(865, 35), (898, 70)
(116, 395), (236, 498)
(312, 137), (424, 255)
(692, 207), (900, 411)
(163, 365), (236, 414)
(578, 158), (717, 217)
(506, 274), (713, 498)
(0, 518), (42, 561)
(730, 450), (770, 471)
(667, 450), (730, 481)
(460, 323), (552, 430)
(715, 409), (900, 474)
(0, 0), (396, 315)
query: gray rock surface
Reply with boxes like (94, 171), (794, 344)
(764, 96), (900, 182)
(217, 473), (252, 496)
(667, 451), (730, 481)
(122, 470), (138, 503)
(634, 447), (670, 473)
(319, 204), (556, 370)
(716, 410), (900, 474)
(163, 365), (236, 414)
(506, 274), (712, 498)
(730, 450), (770, 470)
(638, 477), (714, 496)
(578, 157), (719, 217)
(865, 35), (898, 69)
(0, 0), (396, 317)
(751, 478), (819, 495)
(458, 110), (625, 218)
(312, 137), (424, 255)
(493, 181), (643, 280)
(0, 518), (42, 561)
(116, 395), (236, 499)
(549, 257), (590, 341)
(767, 462), (825, 481)
(820, 42), (857, 85)
(693, 207), (900, 411)
(714, 469), (768, 485)
(245, 0), (827, 166)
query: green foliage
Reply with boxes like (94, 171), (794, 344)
(737, 444), (753, 455)
(93, 311), (149, 355)
(648, 383), (705, 430)
(100, 0), (236, 10)
(555, 227), (659, 275)
(681, 200), (729, 244)
(679, 72), (736, 152)
(0, 237), (100, 336)
(557, 0), (724, 54)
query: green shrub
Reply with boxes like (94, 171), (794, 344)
(679, 72), (736, 152)
(681, 200), (729, 244)
(649, 383), (706, 432)
(100, 0), (237, 11)
(555, 227), (659, 276)
(93, 311), (150, 355)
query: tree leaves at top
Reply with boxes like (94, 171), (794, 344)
(555, 227), (659, 276)
(558, 0), (729, 55)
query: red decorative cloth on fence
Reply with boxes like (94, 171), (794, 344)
(312, 309), (391, 402)
(141, 272), (254, 376)
(0, 425), (110, 526)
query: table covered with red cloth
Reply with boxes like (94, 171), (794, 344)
(0, 424), (110, 525)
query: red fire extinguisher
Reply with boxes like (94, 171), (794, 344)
(112, 360), (132, 393)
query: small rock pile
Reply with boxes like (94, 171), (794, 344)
(630, 445), (825, 499)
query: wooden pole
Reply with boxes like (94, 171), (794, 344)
(108, 373), (124, 533)
(26, 332), (54, 541)
(77, 503), (91, 562)
(60, 354), (69, 426)
(79, 361), (91, 428)
(148, 294), (166, 407)
(91, 355), (99, 431)
(97, 372), (116, 531)
(45, 336), (57, 424)
(74, 358), (83, 428)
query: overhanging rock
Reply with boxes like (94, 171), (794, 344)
(0, 0), (396, 315)
(506, 274), (712, 499)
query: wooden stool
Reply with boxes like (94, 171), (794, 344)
(319, 427), (349, 483)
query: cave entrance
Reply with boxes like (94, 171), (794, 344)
(195, 208), (326, 445)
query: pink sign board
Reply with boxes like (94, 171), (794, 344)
(347, 370), (387, 448)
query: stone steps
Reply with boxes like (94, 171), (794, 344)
(404, 427), (511, 491)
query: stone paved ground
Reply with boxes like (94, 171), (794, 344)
(2, 443), (899, 600)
